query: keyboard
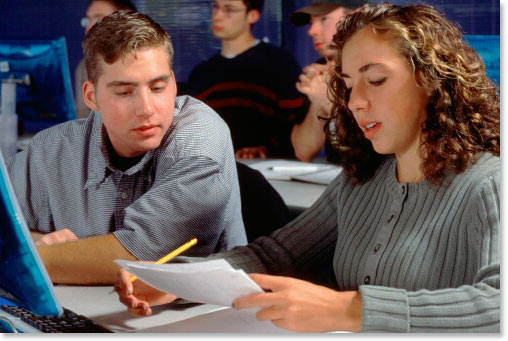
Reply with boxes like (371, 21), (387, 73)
(1, 304), (112, 333)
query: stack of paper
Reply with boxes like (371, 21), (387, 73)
(114, 259), (263, 307)
(248, 160), (342, 185)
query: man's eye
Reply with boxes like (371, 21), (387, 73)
(116, 91), (131, 96)
(152, 86), (166, 92)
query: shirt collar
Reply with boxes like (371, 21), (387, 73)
(84, 112), (155, 189)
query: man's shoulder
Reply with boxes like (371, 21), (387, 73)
(172, 95), (228, 133)
(251, 41), (293, 58)
(29, 115), (96, 149)
(190, 53), (222, 73)
(157, 96), (232, 160)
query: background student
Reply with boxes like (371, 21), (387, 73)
(8, 10), (246, 285)
(290, 0), (367, 162)
(74, 0), (137, 119)
(186, 0), (306, 159)
(115, 3), (500, 333)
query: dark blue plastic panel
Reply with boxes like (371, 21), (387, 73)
(0, 37), (76, 133)
(464, 35), (500, 86)
(0, 150), (62, 316)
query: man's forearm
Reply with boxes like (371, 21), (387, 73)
(291, 104), (328, 162)
(30, 231), (44, 242)
(37, 234), (137, 285)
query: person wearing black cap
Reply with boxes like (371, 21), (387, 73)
(290, 0), (368, 162)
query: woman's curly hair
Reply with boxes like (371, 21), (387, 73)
(327, 2), (499, 184)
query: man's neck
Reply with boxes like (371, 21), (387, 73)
(221, 32), (256, 57)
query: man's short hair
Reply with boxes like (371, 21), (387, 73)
(243, 0), (264, 13)
(83, 10), (174, 84)
(290, 0), (369, 26)
(90, 0), (137, 12)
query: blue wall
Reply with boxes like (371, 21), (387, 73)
(0, 0), (500, 88)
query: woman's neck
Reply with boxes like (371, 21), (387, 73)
(395, 148), (425, 183)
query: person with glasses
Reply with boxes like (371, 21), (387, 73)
(74, 0), (137, 119)
(186, 0), (306, 159)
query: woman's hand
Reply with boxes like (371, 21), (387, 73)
(115, 268), (177, 316)
(233, 273), (362, 333)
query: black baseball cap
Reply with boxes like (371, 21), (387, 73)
(290, 0), (370, 26)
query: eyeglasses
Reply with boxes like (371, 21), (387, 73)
(80, 16), (104, 28)
(212, 4), (247, 17)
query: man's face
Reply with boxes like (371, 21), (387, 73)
(307, 6), (348, 58)
(211, 0), (252, 41)
(83, 47), (177, 158)
(84, 0), (118, 34)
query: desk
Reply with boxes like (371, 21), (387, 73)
(54, 286), (290, 333)
(268, 179), (326, 209)
(239, 159), (328, 209)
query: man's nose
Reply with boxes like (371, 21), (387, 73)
(308, 22), (320, 37)
(135, 89), (155, 118)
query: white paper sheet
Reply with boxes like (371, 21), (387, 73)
(114, 259), (263, 307)
(248, 159), (342, 184)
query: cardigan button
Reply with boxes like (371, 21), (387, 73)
(364, 276), (370, 284)
(374, 244), (382, 252)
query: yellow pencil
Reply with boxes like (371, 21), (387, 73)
(110, 238), (198, 294)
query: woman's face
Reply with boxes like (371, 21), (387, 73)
(341, 26), (429, 161)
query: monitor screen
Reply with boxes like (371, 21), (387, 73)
(464, 35), (500, 86)
(0, 37), (76, 133)
(0, 149), (62, 317)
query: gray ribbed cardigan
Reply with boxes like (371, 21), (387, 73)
(181, 152), (500, 332)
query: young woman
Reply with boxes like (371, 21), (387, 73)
(115, 3), (500, 333)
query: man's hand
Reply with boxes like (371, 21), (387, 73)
(233, 274), (362, 333)
(296, 63), (334, 114)
(235, 146), (267, 159)
(34, 228), (78, 246)
(115, 268), (177, 316)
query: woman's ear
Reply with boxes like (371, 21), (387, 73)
(82, 80), (99, 111)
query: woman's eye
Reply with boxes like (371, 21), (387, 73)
(369, 77), (386, 86)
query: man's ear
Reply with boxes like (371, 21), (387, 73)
(82, 80), (99, 111)
(247, 9), (260, 25)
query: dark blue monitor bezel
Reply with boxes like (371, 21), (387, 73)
(0, 149), (62, 316)
(0, 37), (76, 133)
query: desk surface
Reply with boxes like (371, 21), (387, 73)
(268, 179), (326, 209)
(54, 286), (290, 333)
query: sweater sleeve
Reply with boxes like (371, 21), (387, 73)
(177, 174), (344, 288)
(359, 174), (500, 333)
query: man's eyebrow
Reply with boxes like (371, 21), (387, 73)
(106, 75), (172, 88)
(341, 63), (382, 78)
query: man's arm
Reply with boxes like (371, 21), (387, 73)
(291, 102), (328, 162)
(37, 234), (137, 285)
(291, 63), (333, 162)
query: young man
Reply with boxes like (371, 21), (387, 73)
(187, 0), (306, 159)
(290, 0), (367, 162)
(8, 10), (246, 285)
(74, 0), (137, 119)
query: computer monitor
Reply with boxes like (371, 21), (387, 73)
(0, 149), (63, 317)
(0, 37), (76, 133)
(464, 35), (500, 86)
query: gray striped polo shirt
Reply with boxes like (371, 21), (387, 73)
(8, 95), (247, 260)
